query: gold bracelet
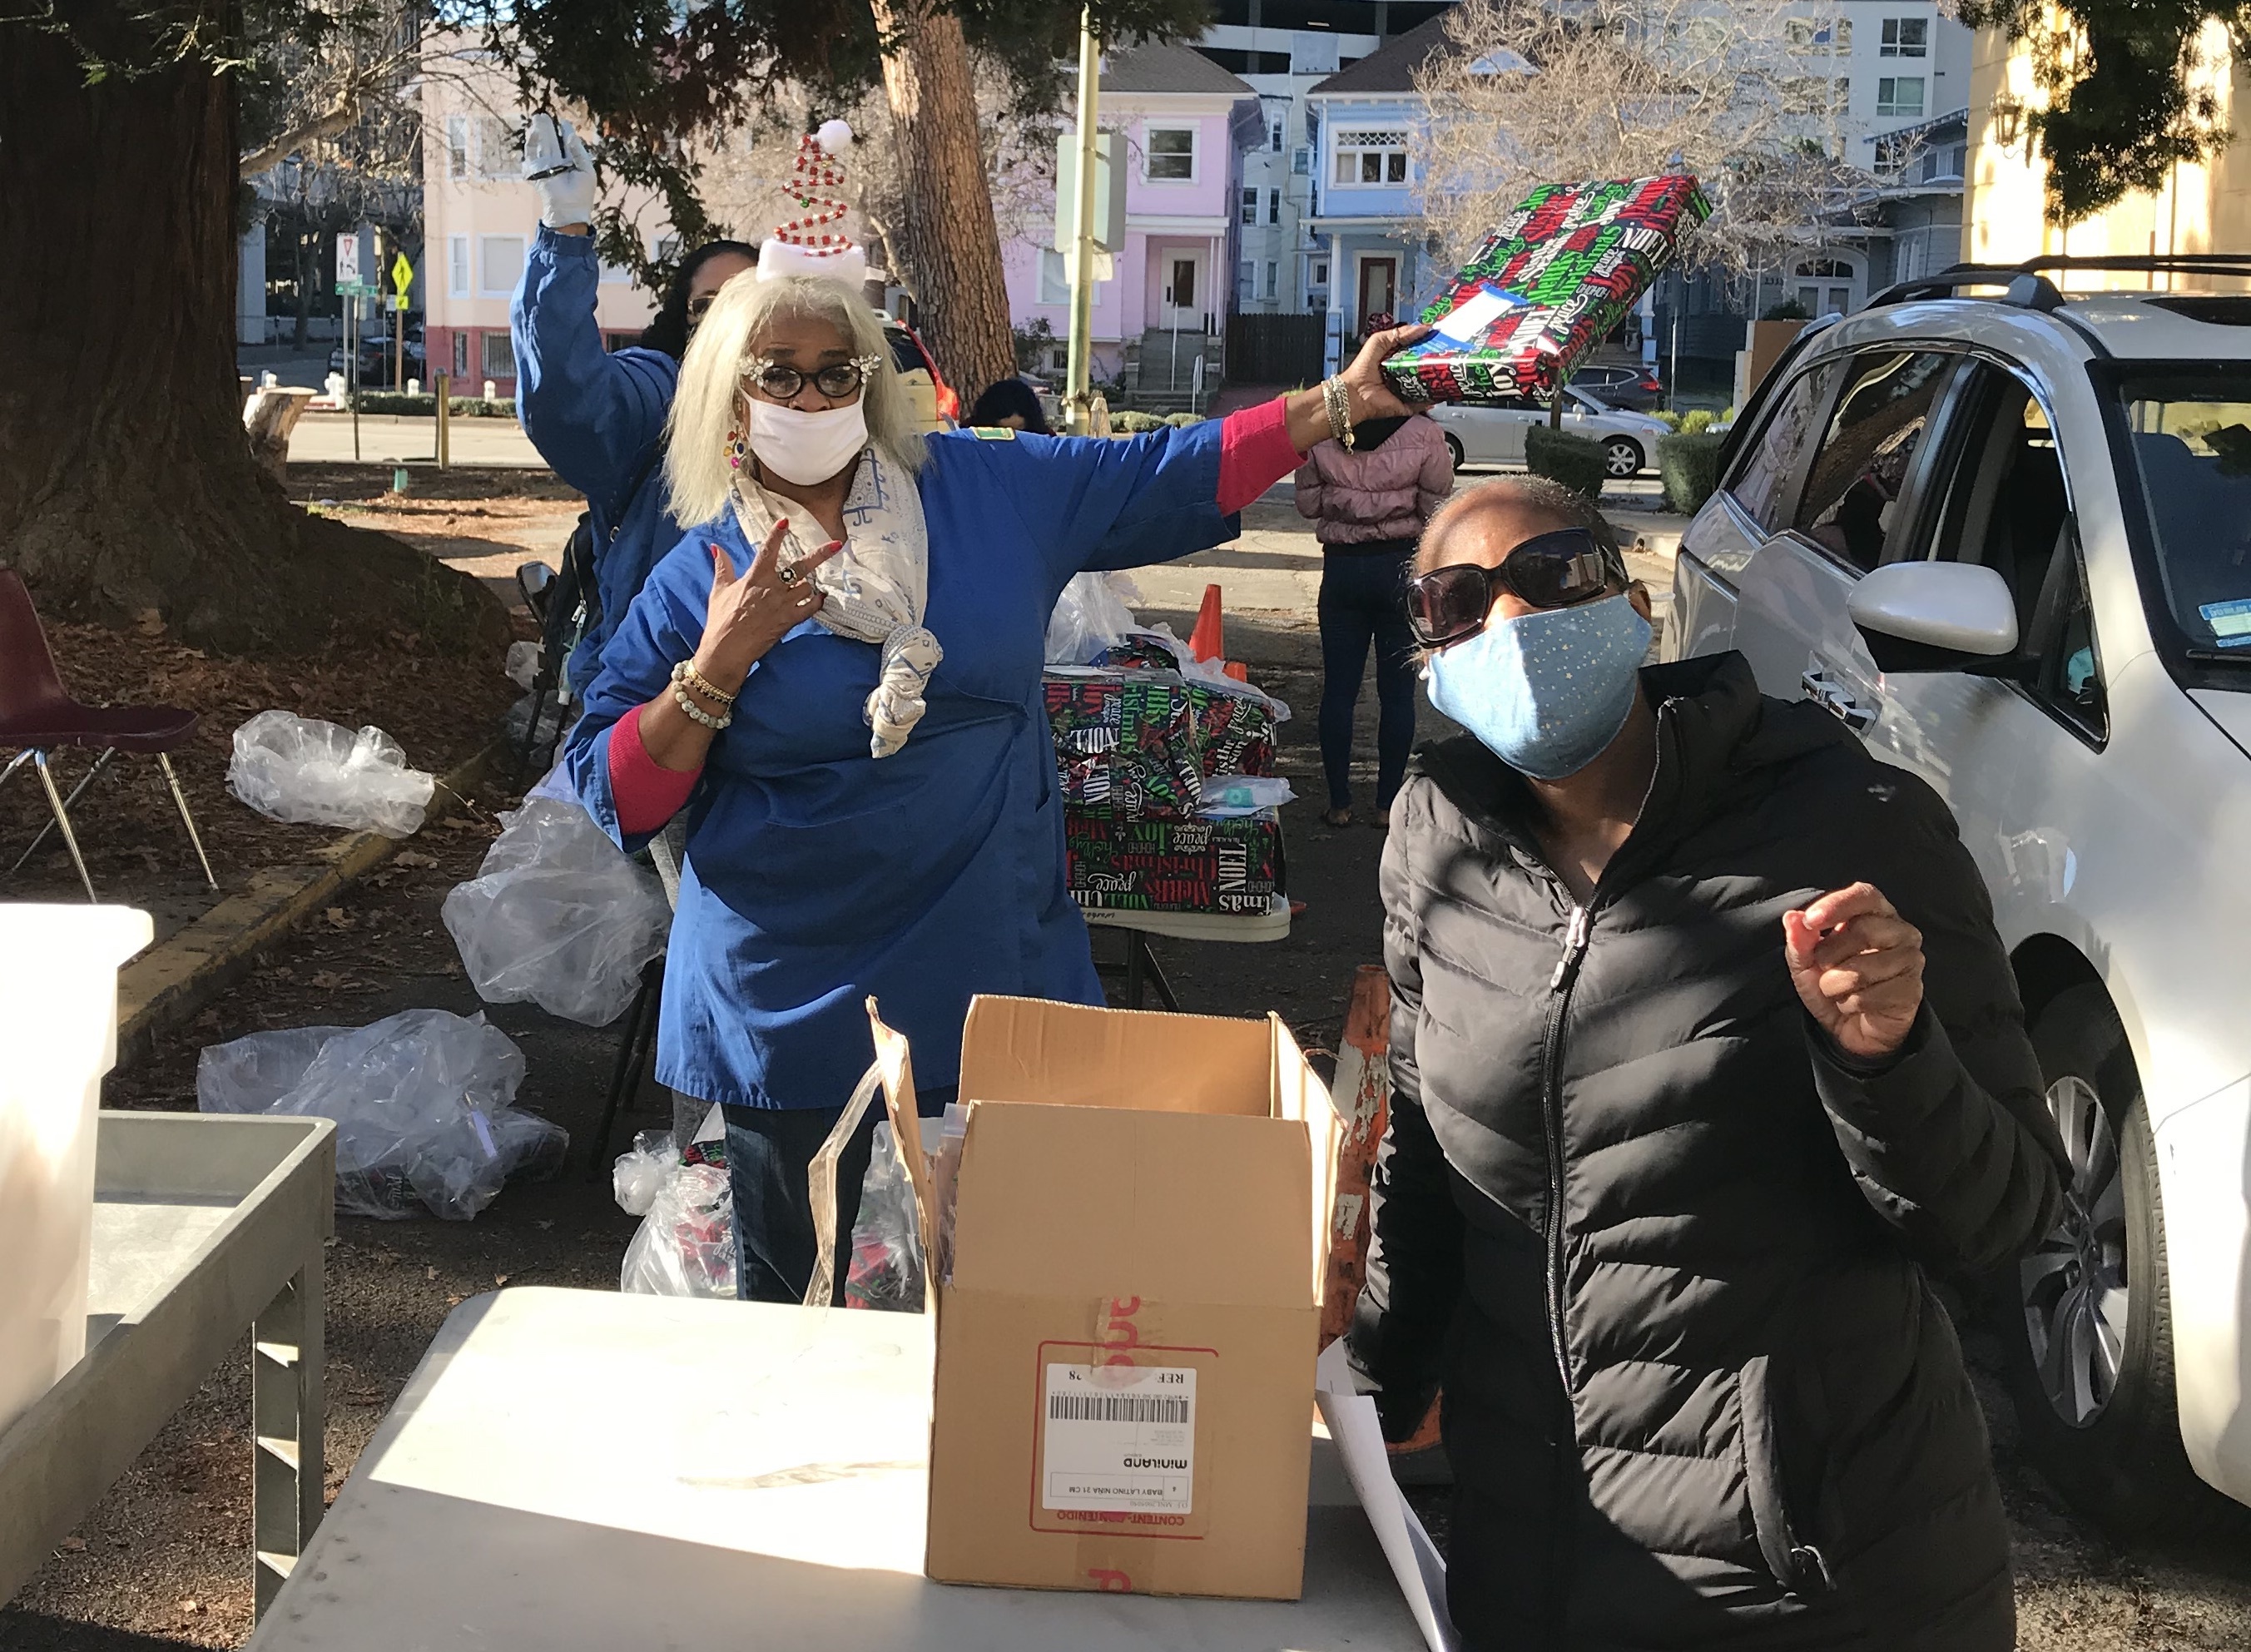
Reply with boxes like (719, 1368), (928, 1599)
(670, 682), (732, 731)
(1322, 375), (1356, 450)
(672, 658), (736, 707)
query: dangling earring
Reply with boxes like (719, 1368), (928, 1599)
(725, 427), (746, 470)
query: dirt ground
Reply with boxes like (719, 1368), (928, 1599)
(8, 479), (2251, 1650)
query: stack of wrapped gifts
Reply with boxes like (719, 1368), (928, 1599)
(1043, 655), (1287, 917)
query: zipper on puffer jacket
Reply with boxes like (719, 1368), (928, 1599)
(1540, 902), (1594, 1393)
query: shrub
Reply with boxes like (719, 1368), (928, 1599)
(1678, 408), (1715, 437)
(1760, 298), (1811, 321)
(1524, 425), (1607, 500)
(1163, 411), (1205, 427)
(1110, 409), (1165, 434)
(1656, 430), (1725, 516)
(1649, 409), (1683, 431)
(346, 392), (515, 418)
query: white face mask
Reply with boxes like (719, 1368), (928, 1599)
(745, 397), (868, 485)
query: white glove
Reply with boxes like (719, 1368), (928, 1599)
(523, 113), (597, 231)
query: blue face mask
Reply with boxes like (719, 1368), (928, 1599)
(1424, 593), (1652, 780)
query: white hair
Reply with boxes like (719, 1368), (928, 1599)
(663, 274), (925, 528)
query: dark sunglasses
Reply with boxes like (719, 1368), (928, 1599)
(1406, 528), (1625, 648)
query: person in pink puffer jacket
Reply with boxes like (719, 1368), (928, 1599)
(1296, 413), (1455, 826)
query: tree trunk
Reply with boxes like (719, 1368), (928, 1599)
(868, 0), (1018, 400)
(0, 3), (493, 655)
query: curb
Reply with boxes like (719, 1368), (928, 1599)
(115, 742), (504, 1068)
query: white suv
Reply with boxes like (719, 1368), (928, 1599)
(1666, 256), (2251, 1534)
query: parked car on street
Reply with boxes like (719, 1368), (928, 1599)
(329, 331), (426, 385)
(1665, 255), (2251, 1534)
(1571, 360), (1666, 410)
(882, 317), (958, 433)
(1428, 387), (1670, 477)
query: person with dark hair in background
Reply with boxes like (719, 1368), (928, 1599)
(966, 376), (1050, 434)
(513, 113), (758, 687)
(1294, 409), (1451, 828)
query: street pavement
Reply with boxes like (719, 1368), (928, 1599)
(290, 411), (549, 469)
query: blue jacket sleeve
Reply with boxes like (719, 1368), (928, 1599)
(562, 525), (720, 854)
(513, 226), (678, 509)
(935, 421), (1236, 593)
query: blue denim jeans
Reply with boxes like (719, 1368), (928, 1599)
(1318, 543), (1420, 811)
(721, 1084), (956, 1303)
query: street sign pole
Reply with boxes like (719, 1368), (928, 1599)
(1065, 7), (1101, 436)
(349, 293), (360, 462)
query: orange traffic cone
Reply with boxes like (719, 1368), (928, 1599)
(1189, 583), (1225, 662)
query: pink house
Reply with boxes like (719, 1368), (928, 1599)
(1001, 44), (1259, 399)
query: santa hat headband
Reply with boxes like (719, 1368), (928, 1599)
(757, 119), (869, 291)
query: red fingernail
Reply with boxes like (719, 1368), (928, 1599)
(776, 517), (789, 530)
(823, 539), (843, 552)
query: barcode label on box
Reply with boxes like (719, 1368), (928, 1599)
(1041, 1363), (1196, 1513)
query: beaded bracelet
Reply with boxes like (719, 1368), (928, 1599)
(670, 682), (732, 731)
(672, 658), (736, 707)
(1321, 375), (1356, 451)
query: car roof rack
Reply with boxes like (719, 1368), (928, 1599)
(1867, 253), (2251, 314)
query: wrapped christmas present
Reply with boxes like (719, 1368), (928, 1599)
(1383, 175), (1711, 406)
(1043, 666), (1278, 821)
(1066, 806), (1286, 916)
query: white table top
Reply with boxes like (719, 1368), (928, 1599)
(250, 1287), (1425, 1651)
(1080, 895), (1292, 942)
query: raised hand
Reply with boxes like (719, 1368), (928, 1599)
(690, 518), (842, 696)
(1341, 322), (1437, 421)
(1783, 882), (1925, 1060)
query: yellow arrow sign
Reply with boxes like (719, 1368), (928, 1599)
(390, 251), (414, 296)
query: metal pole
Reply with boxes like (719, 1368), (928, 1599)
(1065, 7), (1101, 435)
(348, 294), (360, 463)
(435, 371), (451, 469)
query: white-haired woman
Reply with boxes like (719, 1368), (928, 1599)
(564, 267), (1429, 1302)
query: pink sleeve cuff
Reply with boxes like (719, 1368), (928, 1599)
(1216, 396), (1303, 516)
(608, 702), (701, 836)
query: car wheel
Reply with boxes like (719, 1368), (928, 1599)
(1444, 432), (1466, 471)
(1603, 437), (1643, 478)
(1995, 985), (2222, 1536)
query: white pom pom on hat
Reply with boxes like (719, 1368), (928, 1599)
(757, 121), (867, 290)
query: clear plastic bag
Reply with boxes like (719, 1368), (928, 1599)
(843, 1121), (926, 1312)
(440, 796), (672, 1027)
(1045, 572), (1142, 666)
(226, 710), (437, 838)
(615, 1131), (737, 1298)
(196, 1010), (564, 1221)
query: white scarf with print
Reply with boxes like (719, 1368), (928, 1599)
(728, 445), (944, 758)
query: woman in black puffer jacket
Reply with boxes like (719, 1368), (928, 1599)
(1351, 477), (2066, 1651)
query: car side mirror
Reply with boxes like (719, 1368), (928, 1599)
(1847, 561), (2022, 674)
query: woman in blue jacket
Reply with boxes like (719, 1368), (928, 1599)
(511, 115), (756, 687)
(563, 251), (1427, 1302)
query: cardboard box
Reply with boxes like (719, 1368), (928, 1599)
(1066, 806), (1285, 915)
(1382, 175), (1711, 406)
(870, 996), (1341, 1601)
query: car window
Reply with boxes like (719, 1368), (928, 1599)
(2109, 371), (2251, 679)
(1792, 350), (1956, 573)
(2038, 545), (2107, 741)
(885, 327), (930, 378)
(1726, 359), (1840, 533)
(1904, 365), (2070, 639)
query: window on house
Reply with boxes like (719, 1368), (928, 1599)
(1270, 120), (1284, 152)
(1880, 17), (1928, 57)
(1312, 260), (1329, 285)
(1237, 260), (1255, 305)
(1784, 17), (1848, 49)
(444, 117), (469, 181)
(1242, 186), (1259, 226)
(1146, 126), (1196, 181)
(447, 236), (469, 298)
(478, 234), (525, 296)
(1333, 129), (1408, 187)
(1039, 249), (1070, 305)
(481, 331), (516, 380)
(451, 332), (470, 377)
(1292, 145), (1311, 176)
(1264, 260), (1278, 299)
(474, 115), (514, 180)
(598, 259), (634, 285)
(1267, 187), (1282, 225)
(1876, 77), (1926, 117)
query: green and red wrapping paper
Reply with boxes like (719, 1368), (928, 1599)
(1383, 175), (1711, 406)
